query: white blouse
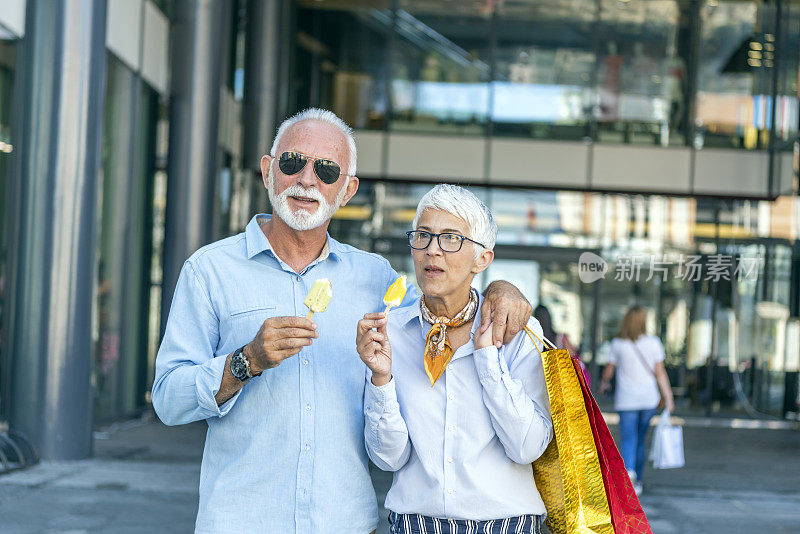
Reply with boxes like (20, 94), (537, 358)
(364, 296), (553, 521)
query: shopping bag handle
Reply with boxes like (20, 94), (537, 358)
(658, 410), (671, 427)
(523, 325), (558, 352)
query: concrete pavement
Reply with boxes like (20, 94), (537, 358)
(0, 411), (798, 533)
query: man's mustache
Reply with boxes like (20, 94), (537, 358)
(279, 185), (327, 206)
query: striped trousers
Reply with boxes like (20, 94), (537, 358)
(387, 511), (543, 534)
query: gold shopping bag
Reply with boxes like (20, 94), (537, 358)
(526, 327), (615, 534)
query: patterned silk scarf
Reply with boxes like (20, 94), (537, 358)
(420, 288), (479, 386)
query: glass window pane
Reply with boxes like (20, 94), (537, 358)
(292, 1), (391, 130)
(776, 3), (800, 149)
(94, 56), (159, 421)
(493, 0), (596, 140)
(596, 0), (685, 146)
(0, 35), (16, 418)
(696, 1), (776, 150)
(390, 1), (491, 135)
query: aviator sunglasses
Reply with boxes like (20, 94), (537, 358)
(278, 151), (347, 184)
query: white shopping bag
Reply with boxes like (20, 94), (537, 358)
(650, 411), (684, 469)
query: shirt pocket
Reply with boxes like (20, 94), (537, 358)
(225, 304), (277, 348)
(229, 304), (277, 317)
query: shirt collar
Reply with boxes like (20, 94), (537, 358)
(395, 291), (484, 335)
(245, 214), (341, 262)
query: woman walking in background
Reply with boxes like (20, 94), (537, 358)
(600, 305), (674, 496)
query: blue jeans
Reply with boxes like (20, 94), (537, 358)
(618, 408), (657, 481)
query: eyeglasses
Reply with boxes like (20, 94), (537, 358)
(406, 230), (487, 253)
(278, 151), (347, 184)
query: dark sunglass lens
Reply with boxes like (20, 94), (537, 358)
(279, 152), (306, 175)
(314, 159), (341, 184)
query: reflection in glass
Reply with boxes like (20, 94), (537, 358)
(776, 3), (800, 150)
(94, 56), (159, 421)
(493, 0), (596, 140)
(390, 2), (490, 134)
(293, 2), (391, 129)
(596, 0), (685, 146)
(696, 1), (798, 150)
(0, 35), (16, 417)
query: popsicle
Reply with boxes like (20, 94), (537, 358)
(382, 275), (408, 314)
(305, 278), (332, 319)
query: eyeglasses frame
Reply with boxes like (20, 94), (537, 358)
(406, 230), (487, 253)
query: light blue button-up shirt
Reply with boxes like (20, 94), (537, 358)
(364, 295), (553, 521)
(152, 215), (416, 533)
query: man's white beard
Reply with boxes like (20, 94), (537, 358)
(267, 163), (349, 231)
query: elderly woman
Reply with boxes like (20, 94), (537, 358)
(356, 184), (553, 534)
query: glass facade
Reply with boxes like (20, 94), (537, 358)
(292, 2), (391, 130)
(0, 29), (16, 419)
(389, 2), (491, 135)
(294, 0), (800, 152)
(493, 0), (595, 140)
(93, 55), (161, 421)
(696, 1), (797, 150)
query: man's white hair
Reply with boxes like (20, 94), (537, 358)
(412, 184), (498, 258)
(270, 108), (357, 176)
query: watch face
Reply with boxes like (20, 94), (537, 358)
(231, 351), (249, 381)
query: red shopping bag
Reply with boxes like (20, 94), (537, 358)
(572, 358), (653, 534)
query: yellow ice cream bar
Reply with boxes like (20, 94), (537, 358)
(383, 275), (408, 309)
(304, 278), (333, 314)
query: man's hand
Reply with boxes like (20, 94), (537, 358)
(246, 316), (319, 374)
(479, 280), (532, 347)
(356, 313), (392, 386)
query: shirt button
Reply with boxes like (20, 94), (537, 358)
(447, 488), (454, 494)
(296, 275), (301, 281)
(306, 404), (312, 411)
(448, 425), (455, 432)
(303, 359), (309, 365)
(448, 394), (454, 400)
(305, 444), (310, 451)
(447, 457), (453, 463)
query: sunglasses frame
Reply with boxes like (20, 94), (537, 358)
(277, 150), (349, 184)
(406, 230), (487, 253)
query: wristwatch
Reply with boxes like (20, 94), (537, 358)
(230, 345), (255, 382)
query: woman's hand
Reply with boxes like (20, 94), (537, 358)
(599, 363), (616, 395)
(474, 320), (495, 350)
(480, 280), (532, 347)
(356, 313), (392, 386)
(654, 362), (675, 414)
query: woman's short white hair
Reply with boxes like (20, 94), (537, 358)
(412, 184), (498, 258)
(270, 108), (357, 176)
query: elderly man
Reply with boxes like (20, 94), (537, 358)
(152, 108), (532, 533)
